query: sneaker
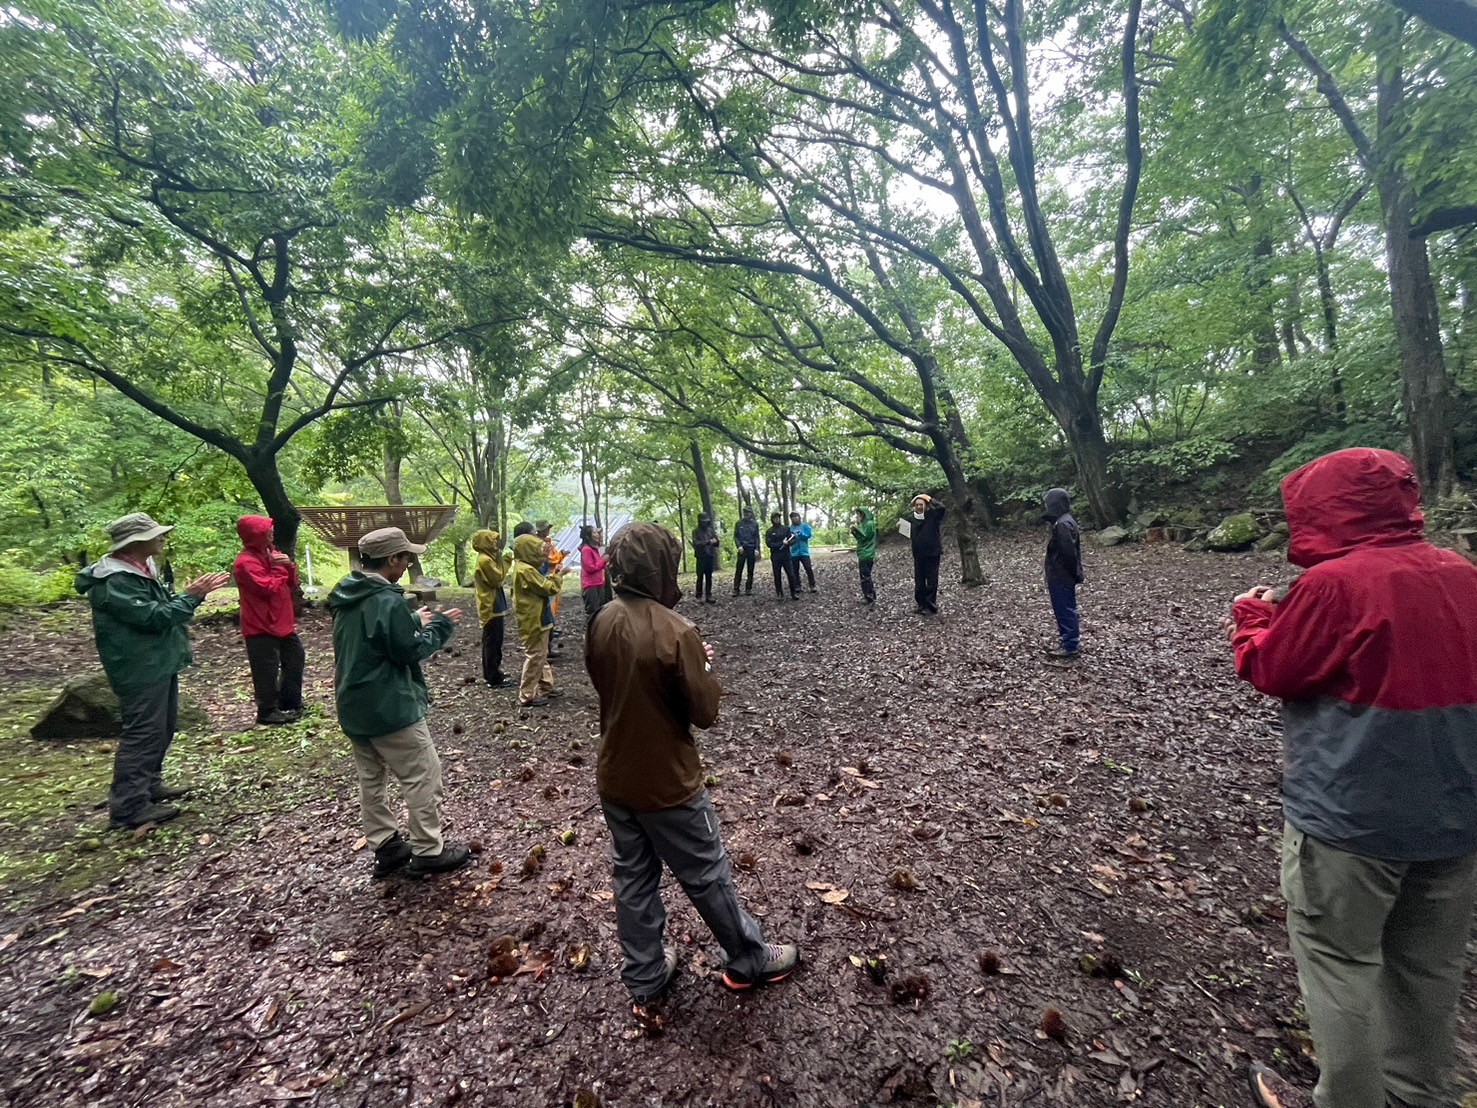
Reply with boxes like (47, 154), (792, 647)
(278, 707), (304, 720)
(745, 589), (752, 596)
(732, 590), (740, 598)
(521, 697), (549, 708)
(632, 945), (680, 1010)
(257, 710), (294, 726)
(404, 842), (472, 879)
(150, 784), (192, 801)
(1248, 1062), (1313, 1108)
(110, 802), (181, 831)
(721, 943), (799, 990)
(544, 688), (564, 699)
(705, 598), (716, 604)
(1044, 648), (1080, 661)
(372, 833), (413, 879)
(808, 587), (818, 593)
(486, 675), (511, 688)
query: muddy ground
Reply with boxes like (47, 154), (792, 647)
(1, 531), (1473, 1108)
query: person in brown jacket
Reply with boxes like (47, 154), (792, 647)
(585, 523), (799, 1012)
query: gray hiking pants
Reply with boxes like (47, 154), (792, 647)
(601, 790), (768, 1002)
(109, 676), (178, 823)
(1281, 823), (1477, 1108)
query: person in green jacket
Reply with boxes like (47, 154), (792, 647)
(511, 532), (567, 707)
(472, 529), (512, 688)
(850, 507), (878, 604)
(76, 513), (231, 830)
(327, 526), (470, 880)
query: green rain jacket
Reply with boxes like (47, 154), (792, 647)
(75, 556), (203, 696)
(326, 571), (455, 743)
(851, 508), (878, 561)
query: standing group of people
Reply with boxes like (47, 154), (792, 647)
(72, 447), (1477, 1108)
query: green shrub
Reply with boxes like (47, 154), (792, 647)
(0, 564), (75, 607)
(1109, 437), (1243, 486)
(1250, 424), (1403, 502)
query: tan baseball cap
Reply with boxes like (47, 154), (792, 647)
(358, 526), (426, 559)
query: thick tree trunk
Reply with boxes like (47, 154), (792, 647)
(1375, 19), (1453, 499)
(1059, 408), (1124, 529)
(935, 446), (987, 586)
(244, 453), (301, 557)
(688, 441), (715, 522)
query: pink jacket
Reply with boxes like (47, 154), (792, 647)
(580, 545), (608, 590)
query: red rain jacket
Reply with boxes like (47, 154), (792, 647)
(1232, 448), (1477, 860)
(233, 516), (299, 639)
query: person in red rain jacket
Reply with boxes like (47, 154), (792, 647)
(1226, 448), (1477, 1108)
(233, 516), (305, 726)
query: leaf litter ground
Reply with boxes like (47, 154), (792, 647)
(2, 531), (1475, 1107)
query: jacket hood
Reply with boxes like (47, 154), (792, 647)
(1043, 488), (1072, 521)
(1282, 448), (1424, 568)
(472, 529), (502, 557)
(237, 515), (274, 549)
(513, 533), (547, 566)
(326, 571), (400, 612)
(607, 523), (682, 608)
(75, 555), (152, 593)
(855, 507), (874, 522)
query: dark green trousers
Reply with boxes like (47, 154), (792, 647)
(1281, 823), (1477, 1108)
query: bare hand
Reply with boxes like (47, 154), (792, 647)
(269, 551), (293, 567)
(416, 606), (433, 629)
(1234, 585), (1276, 604)
(1220, 616), (1237, 643)
(185, 572), (231, 599)
(444, 608), (463, 624)
(703, 641), (715, 664)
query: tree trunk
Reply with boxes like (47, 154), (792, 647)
(1312, 244), (1348, 423)
(1375, 16), (1453, 498)
(935, 447), (987, 586)
(244, 453), (301, 557)
(382, 442), (404, 504)
(1059, 408), (1123, 530)
(689, 441), (715, 522)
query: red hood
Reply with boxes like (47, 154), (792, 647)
(237, 515), (275, 550)
(1282, 448), (1424, 568)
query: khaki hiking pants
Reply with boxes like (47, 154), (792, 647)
(519, 628), (555, 703)
(1280, 823), (1477, 1108)
(351, 719), (444, 856)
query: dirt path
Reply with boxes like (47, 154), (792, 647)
(0, 532), (1472, 1107)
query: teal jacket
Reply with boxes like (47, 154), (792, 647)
(326, 572), (456, 743)
(788, 522), (813, 557)
(75, 557), (203, 696)
(851, 508), (877, 561)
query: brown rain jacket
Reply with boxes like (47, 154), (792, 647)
(585, 524), (720, 811)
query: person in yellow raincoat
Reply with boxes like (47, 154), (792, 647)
(536, 520), (568, 657)
(472, 529), (512, 688)
(512, 532), (566, 707)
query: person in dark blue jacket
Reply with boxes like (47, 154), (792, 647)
(908, 494), (946, 614)
(732, 509), (759, 596)
(1043, 488), (1083, 659)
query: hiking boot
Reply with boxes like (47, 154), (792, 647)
(544, 688), (564, 699)
(257, 709), (295, 726)
(1044, 648), (1080, 661)
(150, 784), (192, 802)
(520, 697), (549, 708)
(404, 842), (472, 879)
(732, 590), (740, 597)
(633, 945), (680, 1010)
(705, 598), (716, 604)
(372, 833), (413, 879)
(278, 707), (304, 720)
(1248, 1063), (1312, 1108)
(110, 802), (181, 831)
(721, 943), (799, 990)
(487, 675), (511, 688)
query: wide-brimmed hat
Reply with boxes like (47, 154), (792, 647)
(107, 513), (174, 553)
(535, 519), (552, 536)
(359, 526), (426, 559)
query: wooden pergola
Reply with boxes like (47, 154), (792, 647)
(297, 505), (457, 579)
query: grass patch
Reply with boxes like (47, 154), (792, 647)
(0, 688), (346, 907)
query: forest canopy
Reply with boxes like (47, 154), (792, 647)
(2, 0), (1475, 585)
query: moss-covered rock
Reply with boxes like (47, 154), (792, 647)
(1206, 513), (1261, 551)
(29, 672), (208, 741)
(1255, 522), (1290, 552)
